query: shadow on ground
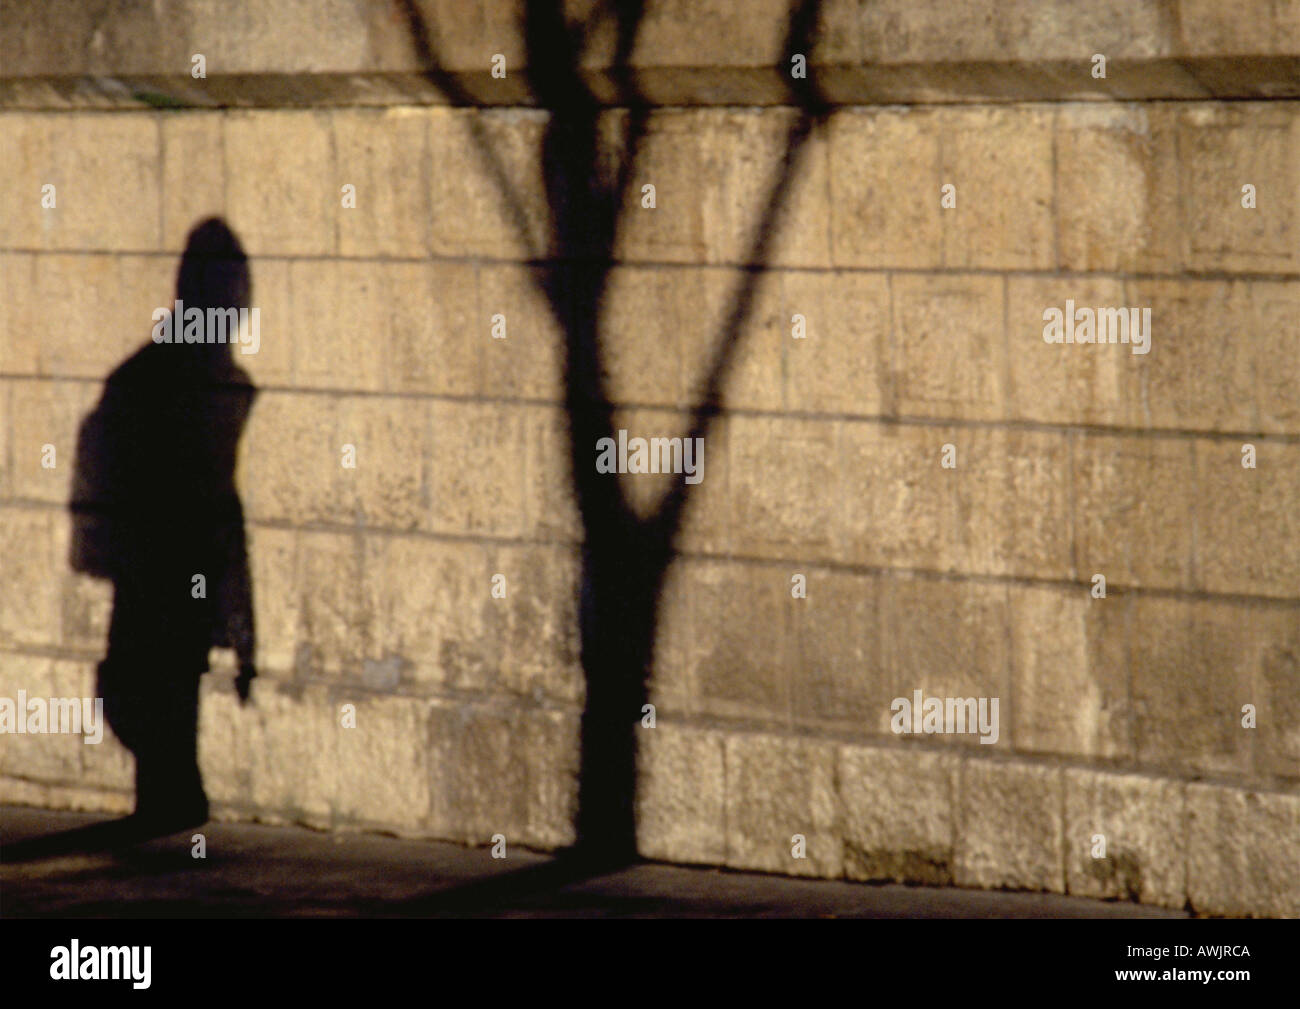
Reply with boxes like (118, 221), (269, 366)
(0, 807), (1184, 919)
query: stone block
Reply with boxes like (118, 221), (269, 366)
(489, 543), (583, 704)
(828, 108), (943, 270)
(1187, 783), (1300, 917)
(361, 534), (493, 692)
(1129, 596), (1258, 777)
(334, 107), (432, 258)
(728, 413), (839, 561)
(428, 107), (550, 261)
(839, 420), (960, 571)
(892, 272), (1005, 421)
(1064, 768), (1186, 907)
(162, 111), (226, 253)
(335, 693), (433, 829)
(0, 506), (58, 649)
(937, 105), (1055, 270)
(479, 263), (565, 401)
(1055, 104), (1180, 273)
(876, 575), (1011, 750)
(723, 731), (841, 877)
(701, 108), (832, 269)
(840, 744), (957, 884)
(636, 723), (726, 865)
(1072, 434), (1196, 590)
(954, 757), (1064, 893)
(687, 560), (793, 725)
(1193, 438), (1300, 599)
(1177, 104), (1299, 274)
(1010, 585), (1132, 760)
(1005, 274), (1140, 427)
(427, 400), (526, 537)
(783, 269), (888, 417)
(224, 110), (335, 257)
(333, 393), (431, 531)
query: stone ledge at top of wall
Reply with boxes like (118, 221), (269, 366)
(2, 0), (1300, 109)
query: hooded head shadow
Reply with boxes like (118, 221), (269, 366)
(7, 218), (260, 860)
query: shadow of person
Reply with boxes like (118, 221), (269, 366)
(1, 219), (260, 865)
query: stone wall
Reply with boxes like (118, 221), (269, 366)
(1, 1), (1298, 915)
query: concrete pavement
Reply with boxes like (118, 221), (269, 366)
(0, 806), (1184, 918)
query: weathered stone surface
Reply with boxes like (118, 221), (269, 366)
(636, 723), (726, 865)
(50, 514), (113, 653)
(936, 106), (1055, 270)
(0, 507), (59, 650)
(224, 110), (335, 257)
(729, 414), (839, 562)
(1129, 597), (1262, 778)
(1251, 280), (1300, 436)
(702, 109), (831, 269)
(332, 393), (430, 531)
(1127, 278), (1256, 434)
(6, 1), (1300, 109)
(1055, 104), (1181, 273)
(788, 568), (879, 730)
(876, 576), (1011, 751)
(723, 732), (840, 878)
(428, 108), (550, 261)
(245, 526), (298, 675)
(1187, 784), (1300, 917)
(479, 263), (565, 402)
(840, 745), (957, 885)
(839, 420), (959, 572)
(0, 254), (38, 376)
(361, 534), (493, 692)
(244, 682), (337, 825)
(293, 531), (371, 679)
(288, 259), (387, 393)
(1194, 438), (1300, 599)
(1010, 585), (1132, 760)
(1251, 605), (1300, 783)
(385, 261), (480, 398)
(892, 273), (1005, 421)
(0, 653), (83, 784)
(782, 270), (888, 416)
(490, 543), (583, 704)
(427, 400), (527, 537)
(1072, 434), (1197, 591)
(334, 108), (433, 259)
(7, 379), (98, 505)
(686, 559), (794, 725)
(241, 390), (341, 525)
(1005, 274), (1139, 428)
(601, 265), (703, 408)
(954, 758), (1064, 893)
(1064, 769), (1186, 908)
(953, 428), (1073, 580)
(829, 108), (943, 270)
(1176, 105), (1300, 274)
(427, 699), (578, 850)
(3, 15), (1300, 918)
(334, 693), (433, 830)
(520, 404), (582, 543)
(162, 112), (226, 253)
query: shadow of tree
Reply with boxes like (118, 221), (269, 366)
(400, 0), (829, 894)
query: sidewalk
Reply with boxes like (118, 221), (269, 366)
(1, 806), (1184, 918)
